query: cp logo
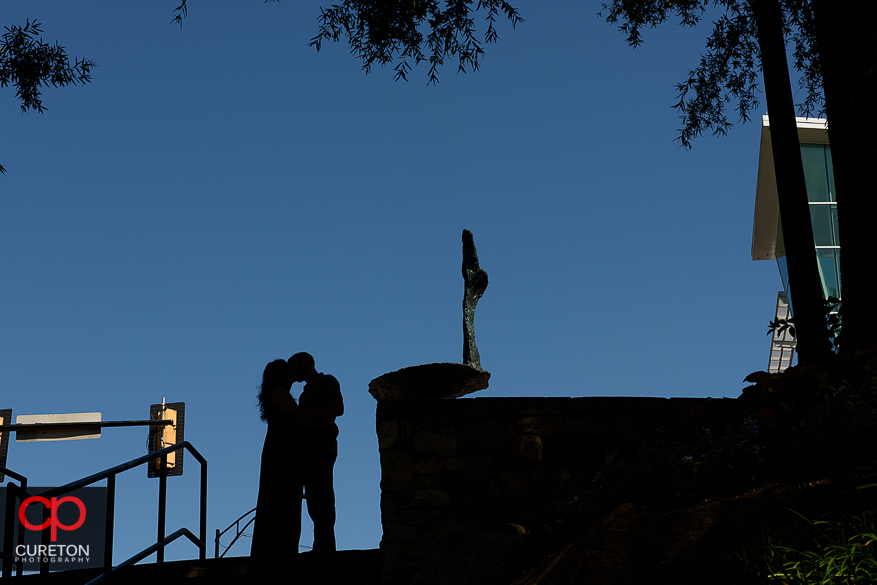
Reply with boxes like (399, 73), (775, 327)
(19, 496), (86, 542)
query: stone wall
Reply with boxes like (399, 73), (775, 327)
(376, 396), (716, 582)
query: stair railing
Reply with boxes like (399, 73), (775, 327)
(0, 465), (28, 580)
(84, 527), (203, 585)
(14, 441), (206, 582)
(214, 507), (255, 559)
(215, 491), (308, 559)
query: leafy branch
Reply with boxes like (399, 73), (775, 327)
(598, 0), (826, 148)
(307, 0), (523, 84)
(1, 20), (95, 176)
(171, 0), (280, 28)
(1, 20), (95, 114)
(768, 315), (796, 339)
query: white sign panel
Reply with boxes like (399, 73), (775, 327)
(16, 412), (102, 442)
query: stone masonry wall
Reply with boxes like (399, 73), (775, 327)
(376, 396), (716, 582)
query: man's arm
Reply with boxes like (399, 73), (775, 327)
(302, 397), (344, 419)
(269, 388), (337, 430)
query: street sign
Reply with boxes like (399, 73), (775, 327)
(15, 413), (102, 442)
(0, 409), (177, 480)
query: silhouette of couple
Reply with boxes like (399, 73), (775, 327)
(251, 352), (344, 558)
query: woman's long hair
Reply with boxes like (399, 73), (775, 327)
(257, 359), (289, 422)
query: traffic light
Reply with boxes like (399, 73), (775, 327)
(148, 401), (185, 478)
(0, 408), (10, 481)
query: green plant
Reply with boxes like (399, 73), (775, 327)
(705, 477), (877, 585)
(750, 510), (876, 584)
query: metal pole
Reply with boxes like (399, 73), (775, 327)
(200, 456), (207, 561)
(2, 487), (14, 581)
(0, 420), (174, 432)
(13, 482), (26, 577)
(104, 474), (115, 574)
(157, 454), (167, 565)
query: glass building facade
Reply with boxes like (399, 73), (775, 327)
(751, 118), (839, 372)
(774, 143), (841, 302)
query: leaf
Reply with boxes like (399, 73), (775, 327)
(744, 370), (774, 384)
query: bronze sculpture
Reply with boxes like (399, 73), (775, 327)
(462, 229), (488, 370)
(367, 230), (491, 400)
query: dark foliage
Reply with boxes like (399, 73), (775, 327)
(767, 295), (842, 351)
(1, 20), (95, 175)
(173, 0), (522, 85)
(172, 0), (280, 28)
(309, 0), (523, 84)
(195, 0), (828, 148)
(600, 0), (824, 148)
(526, 347), (877, 549)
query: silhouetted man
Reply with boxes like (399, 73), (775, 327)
(288, 352), (343, 554)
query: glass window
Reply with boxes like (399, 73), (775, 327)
(809, 204), (839, 246)
(826, 146), (837, 202)
(800, 144), (831, 202)
(776, 255), (789, 295)
(830, 205), (839, 245)
(816, 248), (841, 300)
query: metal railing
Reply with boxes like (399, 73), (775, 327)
(214, 507), (255, 559)
(215, 492), (307, 559)
(0, 465), (28, 579)
(1, 441), (206, 583)
(84, 528), (202, 585)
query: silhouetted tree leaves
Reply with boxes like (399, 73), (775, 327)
(599, 0), (824, 149)
(175, 0), (521, 85)
(308, 0), (523, 85)
(1, 20), (95, 175)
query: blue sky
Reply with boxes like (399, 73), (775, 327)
(2, 0), (784, 563)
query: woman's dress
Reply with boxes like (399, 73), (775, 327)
(250, 394), (303, 557)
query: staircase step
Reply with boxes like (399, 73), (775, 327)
(7, 549), (381, 585)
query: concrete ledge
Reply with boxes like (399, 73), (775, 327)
(377, 396), (720, 420)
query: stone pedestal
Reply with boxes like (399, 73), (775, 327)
(369, 363), (490, 401)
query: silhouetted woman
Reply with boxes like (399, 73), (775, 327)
(251, 359), (331, 558)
